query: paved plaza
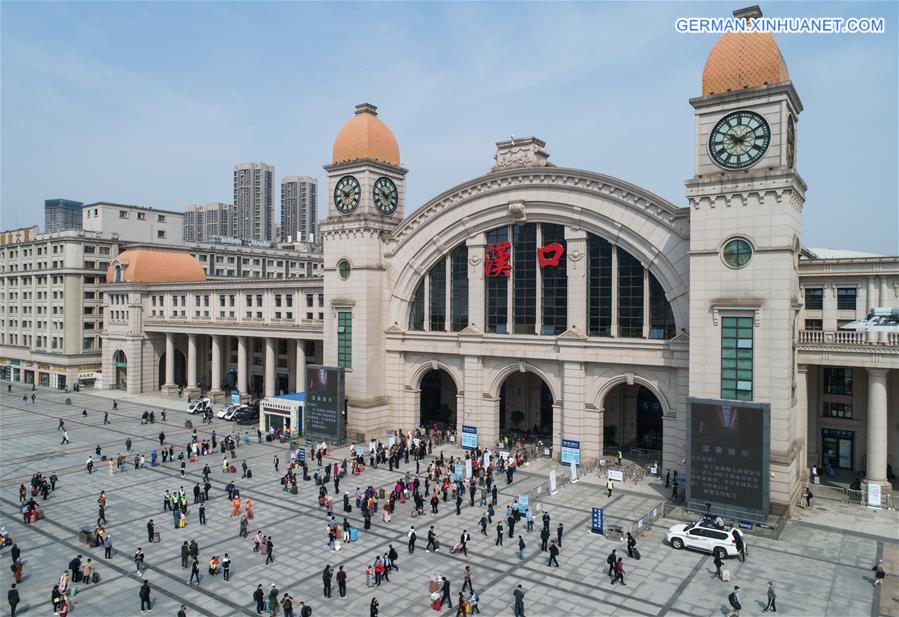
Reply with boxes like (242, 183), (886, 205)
(0, 384), (896, 617)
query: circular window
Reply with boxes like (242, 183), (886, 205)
(337, 259), (351, 281)
(722, 238), (753, 269)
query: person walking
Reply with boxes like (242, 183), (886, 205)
(517, 535), (526, 560)
(607, 550), (618, 577)
(426, 527), (439, 552)
(727, 586), (742, 617)
(134, 547), (145, 577)
(199, 502), (206, 525)
(496, 521), (504, 546)
(872, 559), (886, 586)
(547, 540), (560, 567)
(7, 583), (19, 617)
(61, 430), (70, 445)
(222, 554), (231, 581)
(265, 537), (275, 565)
(513, 585), (525, 617)
(181, 542), (189, 569)
(440, 576), (452, 609)
(323, 564), (333, 598)
(462, 566), (473, 594)
(556, 522), (563, 547)
(104, 410), (109, 424)
(711, 550), (725, 579)
(611, 557), (625, 585)
(606, 478), (614, 497)
(763, 581), (777, 613)
(103, 534), (112, 559)
(189, 558), (200, 585)
(254, 585), (266, 614)
(268, 585), (279, 617)
(408, 526), (417, 554)
(273, 455), (280, 473)
(626, 532), (636, 558)
(733, 531), (746, 562)
(147, 519), (155, 543)
(369, 597), (379, 617)
(337, 565), (347, 598)
(540, 525), (550, 552)
(139, 580), (152, 613)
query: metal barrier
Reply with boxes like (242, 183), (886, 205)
(804, 482), (893, 509)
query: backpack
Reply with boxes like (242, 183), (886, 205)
(301, 606), (312, 617)
(728, 592), (741, 609)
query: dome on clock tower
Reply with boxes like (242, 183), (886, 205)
(701, 7), (790, 96)
(332, 103), (401, 167)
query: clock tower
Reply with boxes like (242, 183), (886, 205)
(686, 6), (807, 515)
(320, 103), (408, 439)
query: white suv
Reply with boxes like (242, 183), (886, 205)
(665, 522), (744, 559)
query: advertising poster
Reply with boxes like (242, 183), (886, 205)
(304, 365), (346, 442)
(465, 459), (473, 479)
(549, 470), (558, 495)
(560, 440), (581, 466)
(591, 508), (604, 535)
(687, 398), (770, 516)
(608, 469), (623, 483)
(518, 493), (529, 514)
(461, 425), (478, 450)
(454, 463), (463, 481)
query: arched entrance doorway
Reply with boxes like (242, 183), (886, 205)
(113, 350), (128, 390)
(602, 384), (663, 454)
(419, 369), (457, 429)
(158, 350), (187, 388)
(499, 371), (553, 441)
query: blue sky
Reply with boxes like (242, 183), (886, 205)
(1, 1), (896, 254)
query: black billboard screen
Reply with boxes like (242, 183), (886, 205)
(304, 365), (346, 442)
(687, 398), (769, 516)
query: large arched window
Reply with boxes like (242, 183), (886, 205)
(406, 225), (675, 340)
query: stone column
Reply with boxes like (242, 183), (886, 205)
(466, 235), (487, 331)
(210, 335), (223, 402)
(162, 332), (177, 395)
(796, 365), (809, 474)
(865, 368), (889, 489)
(295, 339), (306, 394)
(564, 228), (588, 333)
(185, 334), (199, 398)
(264, 337), (276, 398)
(237, 336), (248, 400)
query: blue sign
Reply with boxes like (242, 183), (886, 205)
(591, 507), (604, 535)
(454, 464), (463, 481)
(560, 439), (581, 466)
(738, 520), (754, 530)
(231, 389), (240, 405)
(298, 448), (306, 464)
(518, 492), (529, 514)
(461, 425), (478, 450)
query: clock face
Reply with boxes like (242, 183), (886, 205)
(708, 111), (771, 170)
(334, 176), (361, 214)
(373, 177), (398, 215)
(786, 116), (795, 169)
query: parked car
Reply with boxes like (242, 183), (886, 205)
(665, 522), (744, 559)
(223, 405), (246, 421)
(187, 398), (211, 415)
(217, 404), (237, 419)
(231, 407), (259, 424)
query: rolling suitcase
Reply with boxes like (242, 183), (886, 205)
(632, 548), (641, 560)
(349, 528), (359, 542)
(721, 568), (731, 582)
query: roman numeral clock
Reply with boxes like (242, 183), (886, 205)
(708, 110), (771, 169)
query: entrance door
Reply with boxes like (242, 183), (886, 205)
(276, 373), (289, 395)
(822, 429), (854, 470)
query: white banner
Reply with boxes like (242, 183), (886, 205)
(608, 469), (624, 483)
(570, 463), (579, 483)
(549, 470), (558, 495)
(465, 459), (472, 479)
(867, 483), (882, 509)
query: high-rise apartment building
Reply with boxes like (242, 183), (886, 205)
(44, 199), (84, 232)
(234, 163), (274, 241)
(184, 202), (235, 242)
(280, 176), (318, 243)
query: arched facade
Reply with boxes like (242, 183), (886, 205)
(378, 155), (691, 466)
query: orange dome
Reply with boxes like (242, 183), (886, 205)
(702, 31), (790, 96)
(332, 103), (400, 167)
(107, 250), (206, 283)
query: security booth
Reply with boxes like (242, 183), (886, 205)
(259, 393), (304, 441)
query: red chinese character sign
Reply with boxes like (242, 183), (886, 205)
(485, 241), (512, 278)
(538, 242), (565, 268)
